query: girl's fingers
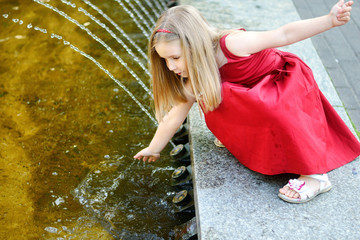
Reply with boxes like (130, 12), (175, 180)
(337, 1), (352, 13)
(133, 150), (159, 163)
(344, 6), (352, 12)
(338, 12), (351, 21)
(338, 12), (351, 17)
(339, 16), (350, 22)
(338, 6), (351, 15)
(345, 1), (354, 7)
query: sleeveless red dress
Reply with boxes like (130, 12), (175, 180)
(204, 34), (360, 175)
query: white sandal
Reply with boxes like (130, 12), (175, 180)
(214, 138), (225, 148)
(278, 174), (332, 203)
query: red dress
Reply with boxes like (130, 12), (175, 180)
(204, 34), (360, 175)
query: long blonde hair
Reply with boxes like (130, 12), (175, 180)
(149, 5), (222, 122)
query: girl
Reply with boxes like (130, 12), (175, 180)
(134, 0), (360, 203)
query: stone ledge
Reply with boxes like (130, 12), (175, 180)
(183, 0), (360, 238)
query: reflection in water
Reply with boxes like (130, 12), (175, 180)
(0, 0), (190, 239)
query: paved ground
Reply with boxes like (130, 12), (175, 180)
(183, 0), (360, 239)
(293, 0), (360, 133)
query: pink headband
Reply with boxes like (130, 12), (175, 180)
(157, 29), (172, 33)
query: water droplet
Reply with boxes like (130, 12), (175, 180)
(34, 26), (47, 33)
(44, 226), (58, 234)
(27, 23), (32, 29)
(106, 121), (111, 124)
(19, 20), (23, 25)
(61, 0), (76, 8)
(50, 33), (62, 40)
(55, 197), (65, 206)
(14, 35), (26, 40)
(52, 172), (58, 176)
(2, 14), (8, 19)
(109, 130), (113, 133)
(104, 155), (110, 159)
(113, 88), (119, 92)
(84, 22), (90, 26)
(12, 18), (19, 23)
(63, 40), (70, 45)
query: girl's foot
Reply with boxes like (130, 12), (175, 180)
(278, 174), (332, 203)
(214, 138), (225, 148)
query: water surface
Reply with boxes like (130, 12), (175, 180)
(0, 0), (189, 239)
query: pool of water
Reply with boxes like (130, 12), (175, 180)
(0, 0), (191, 239)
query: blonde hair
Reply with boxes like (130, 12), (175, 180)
(149, 5), (222, 121)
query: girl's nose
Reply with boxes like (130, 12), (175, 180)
(167, 59), (176, 71)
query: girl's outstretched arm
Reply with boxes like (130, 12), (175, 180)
(227, 0), (353, 56)
(134, 86), (196, 163)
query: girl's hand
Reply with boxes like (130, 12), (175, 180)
(330, 0), (353, 27)
(133, 147), (160, 163)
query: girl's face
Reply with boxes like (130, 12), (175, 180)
(155, 39), (188, 78)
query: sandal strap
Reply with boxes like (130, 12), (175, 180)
(303, 174), (329, 182)
(286, 179), (314, 200)
(303, 174), (330, 192)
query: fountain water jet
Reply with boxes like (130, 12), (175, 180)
(151, 0), (167, 13)
(124, 0), (154, 32)
(114, 0), (151, 38)
(2, 14), (157, 125)
(82, 0), (148, 60)
(134, 0), (157, 26)
(77, 6), (151, 76)
(144, 0), (162, 18)
(33, 0), (153, 98)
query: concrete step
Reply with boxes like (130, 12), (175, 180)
(182, 0), (360, 238)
